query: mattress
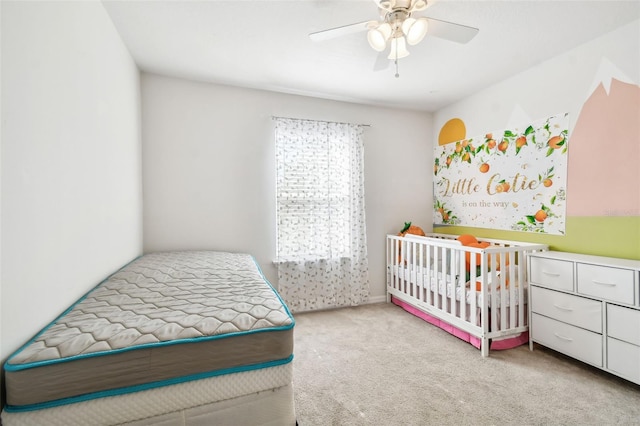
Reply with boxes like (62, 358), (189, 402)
(3, 251), (295, 413)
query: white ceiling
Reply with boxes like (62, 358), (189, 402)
(102, 0), (640, 112)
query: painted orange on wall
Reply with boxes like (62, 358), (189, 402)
(438, 118), (466, 145)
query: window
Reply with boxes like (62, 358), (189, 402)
(275, 120), (353, 261)
(274, 117), (369, 312)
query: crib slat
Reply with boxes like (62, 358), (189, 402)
(449, 246), (457, 318)
(491, 250), (498, 333)
(411, 241), (417, 298)
(394, 238), (400, 292)
(434, 247), (440, 310)
(499, 253), (507, 331)
(509, 252), (517, 328)
(418, 243), (425, 302)
(459, 249), (467, 323)
(469, 251), (478, 327)
(400, 241), (403, 292)
(426, 244), (432, 306)
(440, 246), (447, 310)
(482, 252), (491, 338)
(517, 257), (525, 327)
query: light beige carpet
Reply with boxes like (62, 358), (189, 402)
(292, 303), (640, 425)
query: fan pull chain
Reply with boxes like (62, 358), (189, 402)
(394, 41), (400, 78)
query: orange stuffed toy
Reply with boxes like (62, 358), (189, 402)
(398, 222), (426, 237)
(464, 241), (491, 270)
(456, 234), (478, 246)
(457, 234), (488, 269)
(396, 222), (425, 262)
(456, 234), (510, 291)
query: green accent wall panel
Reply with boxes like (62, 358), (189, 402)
(434, 216), (639, 260)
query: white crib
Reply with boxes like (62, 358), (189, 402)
(387, 233), (548, 357)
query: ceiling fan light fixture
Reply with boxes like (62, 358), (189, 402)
(387, 36), (410, 60)
(367, 23), (392, 51)
(404, 17), (428, 45)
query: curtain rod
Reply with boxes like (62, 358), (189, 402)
(272, 115), (371, 128)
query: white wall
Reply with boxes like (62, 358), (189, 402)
(142, 73), (433, 302)
(0, 0), (3, 407)
(1, 0), (143, 368)
(434, 19), (640, 140)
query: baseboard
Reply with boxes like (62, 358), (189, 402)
(367, 295), (388, 304)
(289, 295), (389, 315)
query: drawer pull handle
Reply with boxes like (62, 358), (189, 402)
(554, 333), (573, 342)
(592, 280), (616, 287)
(553, 304), (573, 312)
(542, 271), (560, 277)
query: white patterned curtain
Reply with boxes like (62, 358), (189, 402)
(274, 118), (370, 312)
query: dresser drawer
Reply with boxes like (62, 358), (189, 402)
(577, 263), (635, 305)
(532, 313), (602, 367)
(607, 337), (640, 384)
(530, 257), (574, 291)
(531, 286), (602, 333)
(607, 304), (640, 346)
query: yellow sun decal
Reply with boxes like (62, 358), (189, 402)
(438, 118), (466, 145)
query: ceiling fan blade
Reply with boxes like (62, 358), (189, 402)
(309, 21), (376, 42)
(425, 17), (479, 44)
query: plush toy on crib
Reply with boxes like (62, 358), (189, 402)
(398, 222), (425, 237)
(396, 222), (425, 263)
(457, 234), (510, 291)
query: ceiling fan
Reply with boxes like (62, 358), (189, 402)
(309, 0), (479, 75)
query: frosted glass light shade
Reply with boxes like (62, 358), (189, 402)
(387, 36), (410, 59)
(401, 18), (416, 35)
(403, 17), (428, 45)
(367, 23), (392, 51)
(411, 0), (427, 11)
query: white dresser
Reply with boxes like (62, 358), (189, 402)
(528, 250), (640, 385)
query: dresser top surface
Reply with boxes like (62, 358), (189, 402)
(529, 250), (640, 270)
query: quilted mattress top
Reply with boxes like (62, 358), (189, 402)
(9, 251), (293, 366)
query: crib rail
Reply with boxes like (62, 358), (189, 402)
(386, 233), (548, 356)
